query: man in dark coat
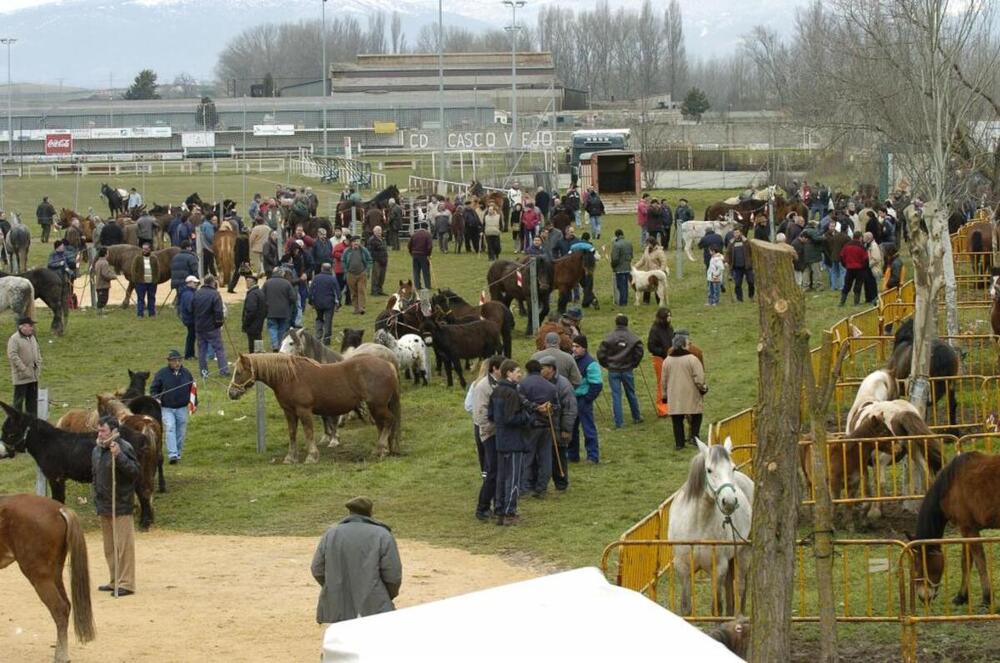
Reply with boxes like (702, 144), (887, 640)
(597, 314), (644, 429)
(170, 240), (199, 292)
(150, 350), (194, 463)
(178, 275), (199, 360)
(540, 356), (577, 491)
(407, 222), (433, 289)
(488, 360), (537, 525)
(241, 275), (268, 353)
(311, 497), (402, 624)
(99, 218), (125, 247)
(308, 263), (340, 345)
(263, 267), (298, 349)
(192, 275), (228, 377)
(534, 187), (551, 222)
(92, 416), (140, 596)
(367, 226), (389, 296)
(517, 359), (559, 499)
(36, 196), (56, 243)
(386, 198), (403, 250)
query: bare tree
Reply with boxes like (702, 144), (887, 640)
(663, 0), (687, 98)
(390, 11), (402, 54)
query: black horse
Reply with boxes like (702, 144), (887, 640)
(420, 318), (501, 388)
(100, 183), (126, 218)
(0, 402), (157, 529)
(430, 288), (514, 358)
(0, 268), (68, 336)
(121, 370), (150, 401)
(335, 184), (401, 224)
(886, 318), (960, 427)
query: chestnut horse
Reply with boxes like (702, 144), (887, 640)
(97, 393), (166, 494)
(966, 220), (994, 278)
(0, 494), (95, 663)
(552, 250), (595, 312)
(227, 353), (401, 463)
(486, 257), (552, 330)
(911, 451), (1000, 608)
(212, 227), (236, 285)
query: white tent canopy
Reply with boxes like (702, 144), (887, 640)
(322, 567), (741, 662)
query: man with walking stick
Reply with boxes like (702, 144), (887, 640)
(517, 360), (559, 499)
(93, 416), (140, 597)
(539, 356), (576, 491)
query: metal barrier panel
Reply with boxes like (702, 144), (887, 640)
(614, 495), (674, 597)
(952, 251), (994, 279)
(832, 375), (987, 432)
(709, 408), (755, 458)
(902, 537), (1000, 621)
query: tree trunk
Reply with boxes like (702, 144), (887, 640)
(939, 208), (959, 339)
(748, 239), (806, 662)
(904, 204), (947, 415)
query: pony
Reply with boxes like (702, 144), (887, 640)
(96, 393), (166, 495)
(55, 408), (100, 433)
(335, 184), (401, 221)
(374, 329), (428, 386)
(0, 275), (36, 320)
(5, 212), (31, 273)
(277, 327), (343, 447)
(0, 268), (67, 336)
(629, 266), (668, 306)
(667, 438), (754, 616)
(886, 318), (960, 427)
(681, 220), (738, 262)
(118, 369), (151, 402)
(374, 281), (427, 339)
(340, 328), (401, 368)
(486, 257), (552, 332)
(106, 245), (179, 308)
(910, 452), (1000, 607)
(0, 402), (158, 530)
(100, 183), (127, 218)
(0, 494), (95, 663)
(212, 227), (236, 285)
(430, 288), (514, 358)
(227, 353), (401, 462)
(534, 317), (575, 352)
(421, 318), (501, 388)
(552, 250), (595, 313)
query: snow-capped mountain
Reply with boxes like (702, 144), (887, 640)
(1, 0), (800, 89)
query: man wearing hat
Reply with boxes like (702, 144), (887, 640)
(560, 307), (583, 338)
(539, 356), (576, 491)
(8, 317), (41, 416)
(178, 275), (200, 360)
(570, 335), (603, 463)
(531, 331), (581, 386)
(311, 497), (402, 624)
(151, 350), (194, 464)
(131, 242), (160, 318)
(241, 274), (268, 353)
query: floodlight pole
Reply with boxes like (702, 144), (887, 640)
(503, 2), (524, 151)
(438, 0), (446, 183)
(1, 38), (16, 160)
(321, 0), (328, 158)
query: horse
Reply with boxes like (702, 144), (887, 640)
(886, 318), (960, 427)
(910, 452), (1000, 608)
(966, 220), (994, 277)
(227, 353), (401, 463)
(374, 329), (429, 386)
(0, 494), (95, 663)
(534, 318), (575, 352)
(375, 280), (427, 339)
(339, 328), (401, 369)
(117, 369), (151, 402)
(486, 257), (552, 329)
(552, 251), (595, 313)
(629, 266), (668, 306)
(420, 318), (501, 388)
(681, 220), (739, 262)
(430, 288), (514, 358)
(0, 275), (36, 320)
(100, 183), (127, 218)
(96, 393), (166, 495)
(213, 227), (236, 286)
(5, 212), (31, 273)
(335, 184), (401, 221)
(277, 328), (343, 447)
(0, 401), (158, 530)
(0, 268), (67, 336)
(55, 408), (100, 433)
(703, 198), (767, 223)
(990, 275), (1000, 338)
(106, 245), (179, 308)
(667, 438), (754, 617)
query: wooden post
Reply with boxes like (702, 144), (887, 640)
(35, 389), (49, 496)
(748, 239), (806, 663)
(254, 339), (266, 454)
(529, 258), (540, 334)
(195, 227), (205, 279)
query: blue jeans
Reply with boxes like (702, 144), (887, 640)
(615, 272), (630, 305)
(162, 406), (190, 460)
(828, 262), (845, 291)
(135, 282), (156, 317)
(197, 328), (229, 376)
(570, 397), (599, 462)
(589, 215), (602, 236)
(411, 256), (431, 289)
(608, 371), (641, 427)
(267, 318), (290, 350)
(708, 281), (721, 305)
(573, 210), (581, 227)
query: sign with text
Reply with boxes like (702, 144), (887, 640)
(181, 132), (215, 148)
(253, 124), (295, 136)
(44, 133), (73, 155)
(407, 130), (555, 151)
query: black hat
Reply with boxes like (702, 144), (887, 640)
(614, 229), (624, 238)
(345, 496), (373, 517)
(166, 349), (182, 359)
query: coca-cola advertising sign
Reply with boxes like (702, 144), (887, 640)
(45, 133), (73, 155)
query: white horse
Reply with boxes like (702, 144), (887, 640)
(667, 437), (754, 617)
(374, 329), (428, 386)
(629, 266), (668, 305)
(681, 219), (738, 262)
(0, 276), (35, 320)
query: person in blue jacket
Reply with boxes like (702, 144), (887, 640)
(570, 335), (603, 463)
(177, 275), (199, 360)
(150, 349), (194, 464)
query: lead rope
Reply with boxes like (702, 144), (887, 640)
(111, 444), (119, 597)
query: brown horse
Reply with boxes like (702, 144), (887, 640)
(966, 220), (994, 277)
(910, 451), (1000, 608)
(55, 408), (99, 433)
(534, 319), (574, 352)
(227, 353), (401, 463)
(552, 250), (595, 312)
(0, 494), (95, 663)
(430, 288), (513, 357)
(213, 227), (236, 286)
(486, 257), (553, 332)
(107, 245), (179, 307)
(97, 393), (165, 495)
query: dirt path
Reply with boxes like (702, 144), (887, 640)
(1, 531), (540, 662)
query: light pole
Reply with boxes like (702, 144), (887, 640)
(1, 38), (16, 160)
(502, 1), (524, 151)
(321, 0), (328, 158)
(437, 0), (446, 181)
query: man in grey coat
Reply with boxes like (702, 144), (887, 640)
(311, 496), (402, 624)
(540, 356), (577, 491)
(531, 332), (582, 387)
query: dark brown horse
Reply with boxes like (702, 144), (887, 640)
(106, 245), (179, 308)
(910, 451), (1000, 608)
(430, 288), (514, 357)
(534, 319), (575, 352)
(966, 220), (994, 277)
(0, 494), (95, 663)
(486, 257), (552, 333)
(227, 353), (401, 463)
(552, 250), (594, 312)
(704, 196), (807, 229)
(335, 184), (401, 222)
(375, 280), (427, 338)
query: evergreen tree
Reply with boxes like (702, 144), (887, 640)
(196, 96), (219, 130)
(124, 69), (161, 100)
(681, 87), (710, 122)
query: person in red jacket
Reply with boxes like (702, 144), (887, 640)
(838, 231), (868, 307)
(408, 222), (434, 289)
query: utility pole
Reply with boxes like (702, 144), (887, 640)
(437, 0), (446, 184)
(1, 38), (16, 160)
(503, 1), (525, 151)
(321, 0), (328, 158)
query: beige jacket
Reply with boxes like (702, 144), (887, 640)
(660, 349), (705, 415)
(249, 224), (271, 254)
(635, 245), (668, 272)
(8, 331), (41, 385)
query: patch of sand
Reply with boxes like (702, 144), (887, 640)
(0, 530), (539, 662)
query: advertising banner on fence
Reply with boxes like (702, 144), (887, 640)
(44, 133), (73, 155)
(181, 132), (215, 148)
(253, 124), (295, 136)
(406, 129), (555, 151)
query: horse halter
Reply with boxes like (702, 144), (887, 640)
(705, 466), (739, 516)
(228, 363), (256, 395)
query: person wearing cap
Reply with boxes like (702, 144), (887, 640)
(341, 236), (373, 315)
(597, 314), (644, 429)
(531, 332), (582, 386)
(92, 415), (140, 597)
(130, 242), (160, 318)
(192, 275), (229, 377)
(178, 275), (200, 360)
(661, 330), (706, 450)
(47, 239), (77, 280)
(8, 317), (41, 416)
(151, 351), (194, 464)
(367, 226), (388, 296)
(570, 335), (602, 463)
(386, 198), (403, 251)
(539, 356), (576, 491)
(36, 196), (56, 243)
(242, 275), (268, 353)
(560, 307), (583, 338)
(311, 497), (402, 623)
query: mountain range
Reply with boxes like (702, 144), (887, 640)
(0, 0), (799, 90)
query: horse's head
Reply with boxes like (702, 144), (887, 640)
(696, 437), (741, 516)
(227, 355), (256, 400)
(990, 275), (999, 303)
(0, 401), (29, 458)
(341, 328), (364, 353)
(396, 279), (415, 303)
(910, 541), (944, 603)
(278, 328), (301, 355)
(127, 369), (150, 392)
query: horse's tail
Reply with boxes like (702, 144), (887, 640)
(389, 383), (402, 454)
(971, 230), (984, 254)
(501, 305), (514, 357)
(60, 507), (96, 643)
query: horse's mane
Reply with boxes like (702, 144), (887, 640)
(915, 452), (975, 540)
(682, 445), (731, 504)
(97, 393), (129, 417)
(248, 353), (320, 384)
(436, 288), (468, 307)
